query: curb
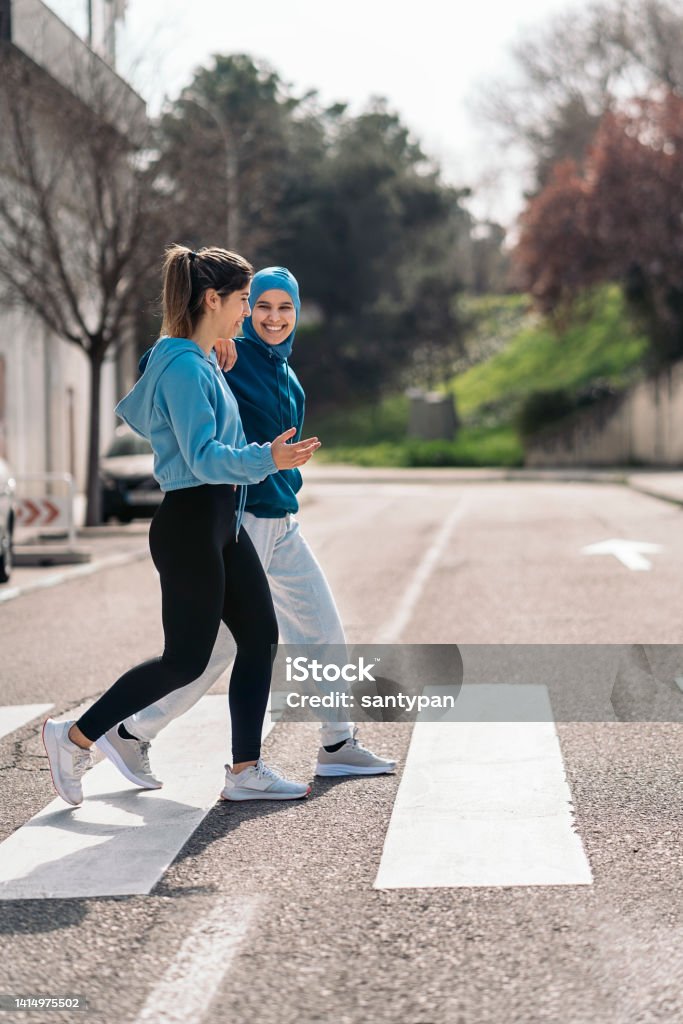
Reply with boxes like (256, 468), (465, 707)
(0, 547), (150, 604)
(624, 483), (683, 508)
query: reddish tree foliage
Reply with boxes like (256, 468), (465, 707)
(515, 91), (683, 363)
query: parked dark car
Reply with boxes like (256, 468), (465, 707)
(100, 426), (162, 523)
(0, 456), (15, 583)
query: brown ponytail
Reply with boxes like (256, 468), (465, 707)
(160, 244), (253, 339)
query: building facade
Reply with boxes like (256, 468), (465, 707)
(0, 0), (143, 491)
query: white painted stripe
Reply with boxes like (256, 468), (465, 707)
(374, 685), (593, 889)
(376, 502), (466, 643)
(0, 705), (54, 741)
(134, 897), (258, 1024)
(0, 549), (150, 604)
(0, 695), (274, 899)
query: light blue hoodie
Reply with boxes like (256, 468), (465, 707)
(115, 337), (277, 529)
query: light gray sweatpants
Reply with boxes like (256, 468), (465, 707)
(126, 511), (354, 746)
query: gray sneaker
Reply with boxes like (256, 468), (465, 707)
(315, 729), (396, 777)
(42, 719), (93, 806)
(220, 759), (311, 801)
(96, 726), (163, 790)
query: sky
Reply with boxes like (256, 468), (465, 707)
(45, 0), (583, 224)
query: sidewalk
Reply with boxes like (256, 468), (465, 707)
(623, 471), (683, 506)
(301, 464), (627, 485)
(303, 462), (683, 505)
(3, 522), (150, 604)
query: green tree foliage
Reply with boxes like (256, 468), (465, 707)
(273, 99), (472, 407)
(156, 60), (479, 411)
(156, 54), (296, 258)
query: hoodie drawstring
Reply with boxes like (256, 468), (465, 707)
(273, 353), (286, 434)
(284, 361), (293, 436)
(235, 484), (248, 541)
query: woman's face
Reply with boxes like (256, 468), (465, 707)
(212, 285), (251, 337)
(250, 289), (297, 345)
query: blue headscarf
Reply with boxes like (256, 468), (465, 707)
(241, 266), (300, 363)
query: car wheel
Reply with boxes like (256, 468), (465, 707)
(0, 527), (12, 584)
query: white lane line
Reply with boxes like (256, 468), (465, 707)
(0, 549), (150, 604)
(376, 501), (466, 643)
(134, 897), (258, 1024)
(0, 705), (54, 742)
(374, 685), (593, 889)
(0, 695), (274, 900)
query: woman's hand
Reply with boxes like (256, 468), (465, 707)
(271, 427), (321, 470)
(214, 337), (237, 372)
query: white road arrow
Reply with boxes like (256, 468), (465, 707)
(581, 539), (663, 571)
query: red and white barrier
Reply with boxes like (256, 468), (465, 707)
(15, 497), (68, 529)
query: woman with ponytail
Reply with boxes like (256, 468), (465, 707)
(42, 245), (320, 806)
(105, 267), (397, 783)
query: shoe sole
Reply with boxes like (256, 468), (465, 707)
(315, 763), (396, 777)
(219, 785), (311, 802)
(95, 734), (163, 790)
(42, 720), (82, 806)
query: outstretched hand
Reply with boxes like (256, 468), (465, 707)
(271, 427), (321, 470)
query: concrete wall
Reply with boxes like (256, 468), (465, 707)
(525, 362), (683, 467)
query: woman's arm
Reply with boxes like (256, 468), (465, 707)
(156, 357), (319, 484)
(156, 358), (276, 485)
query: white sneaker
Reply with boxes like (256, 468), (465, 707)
(315, 728), (397, 777)
(96, 726), (163, 790)
(220, 759), (311, 802)
(42, 719), (93, 806)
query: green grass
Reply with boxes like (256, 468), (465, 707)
(450, 286), (648, 422)
(305, 394), (410, 447)
(316, 426), (523, 468)
(307, 286), (649, 467)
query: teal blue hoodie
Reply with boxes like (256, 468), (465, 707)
(115, 337), (277, 529)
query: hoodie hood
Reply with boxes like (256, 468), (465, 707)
(116, 336), (212, 439)
(241, 266), (300, 363)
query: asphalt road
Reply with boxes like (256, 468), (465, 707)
(1, 476), (681, 1024)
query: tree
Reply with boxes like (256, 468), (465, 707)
(271, 99), (471, 408)
(156, 54), (297, 260)
(0, 47), (158, 523)
(475, 0), (683, 193)
(157, 68), (473, 411)
(515, 91), (683, 365)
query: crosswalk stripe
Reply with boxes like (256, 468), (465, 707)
(374, 685), (593, 889)
(0, 705), (54, 742)
(134, 897), (258, 1024)
(0, 695), (273, 900)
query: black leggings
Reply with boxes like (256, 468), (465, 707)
(77, 485), (278, 762)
